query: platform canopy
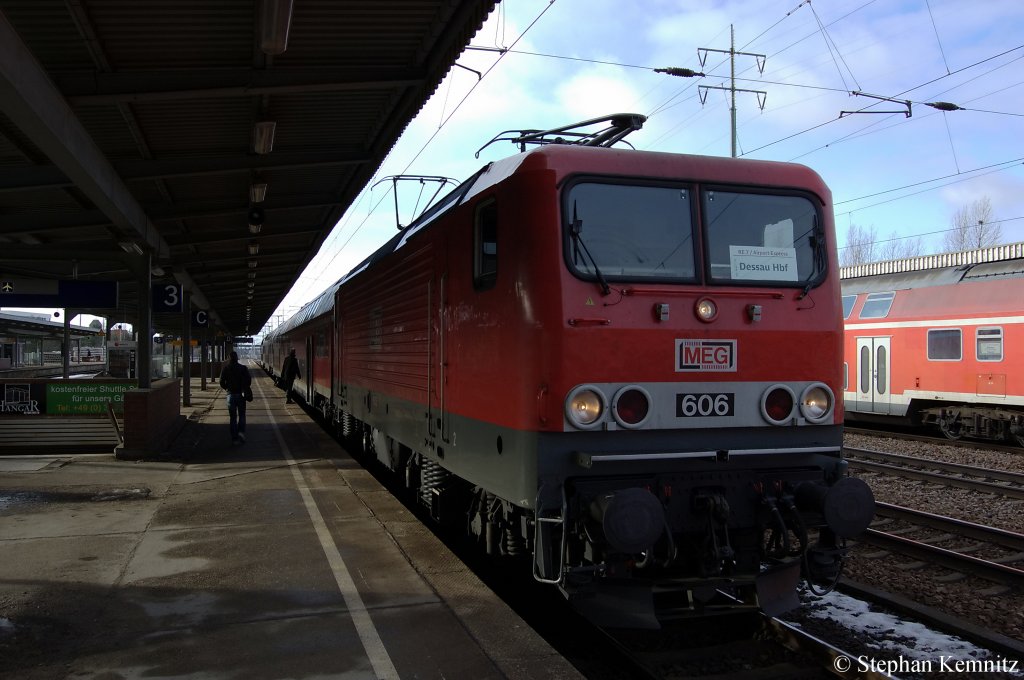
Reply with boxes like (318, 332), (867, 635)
(0, 1), (495, 337)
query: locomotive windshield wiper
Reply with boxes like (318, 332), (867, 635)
(570, 202), (612, 297)
(797, 214), (826, 300)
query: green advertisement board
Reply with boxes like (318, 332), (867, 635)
(46, 382), (135, 415)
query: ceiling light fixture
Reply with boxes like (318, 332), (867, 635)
(248, 241), (260, 256)
(118, 241), (144, 255)
(252, 121), (276, 155)
(248, 271), (256, 280)
(250, 182), (268, 203)
(248, 205), (265, 234)
(248, 260), (258, 269)
(260, 0), (294, 55)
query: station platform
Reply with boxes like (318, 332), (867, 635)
(0, 366), (583, 679)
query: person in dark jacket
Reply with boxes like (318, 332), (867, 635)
(280, 348), (300, 404)
(218, 351), (252, 444)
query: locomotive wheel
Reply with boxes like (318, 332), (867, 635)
(938, 419), (963, 440)
(1015, 433), (1024, 448)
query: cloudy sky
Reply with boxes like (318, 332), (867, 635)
(269, 0), (1024, 329)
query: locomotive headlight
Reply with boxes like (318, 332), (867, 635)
(695, 298), (718, 322)
(566, 385), (606, 429)
(799, 384), (834, 422)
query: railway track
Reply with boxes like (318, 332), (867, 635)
(596, 612), (887, 679)
(844, 446), (1024, 499)
(845, 425), (1023, 455)
(860, 501), (1024, 590)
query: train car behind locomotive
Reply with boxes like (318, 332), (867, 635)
(263, 115), (874, 627)
(842, 242), (1024, 445)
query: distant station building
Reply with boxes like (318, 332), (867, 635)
(0, 310), (105, 369)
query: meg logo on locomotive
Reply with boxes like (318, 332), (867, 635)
(676, 338), (737, 372)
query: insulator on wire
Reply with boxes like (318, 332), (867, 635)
(926, 101), (964, 112)
(654, 67), (705, 78)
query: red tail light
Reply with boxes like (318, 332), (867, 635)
(614, 385), (647, 428)
(763, 387), (794, 424)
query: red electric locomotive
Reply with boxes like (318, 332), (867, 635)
(263, 115), (874, 626)
(842, 243), (1024, 445)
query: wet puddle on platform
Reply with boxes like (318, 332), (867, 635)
(0, 487), (151, 511)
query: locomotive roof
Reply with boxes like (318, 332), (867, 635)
(840, 241), (1024, 294)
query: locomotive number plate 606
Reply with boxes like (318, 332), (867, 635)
(676, 392), (735, 417)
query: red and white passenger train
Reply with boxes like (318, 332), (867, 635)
(842, 243), (1024, 445)
(261, 115), (874, 626)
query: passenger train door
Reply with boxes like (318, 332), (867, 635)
(856, 337), (891, 414)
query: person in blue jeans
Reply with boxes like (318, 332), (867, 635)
(218, 351), (252, 444)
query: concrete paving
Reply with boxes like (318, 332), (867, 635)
(0, 370), (583, 679)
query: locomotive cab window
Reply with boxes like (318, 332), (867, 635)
(976, 327), (1003, 362)
(474, 199), (498, 290)
(928, 328), (962, 361)
(703, 190), (824, 287)
(563, 182), (696, 282)
(859, 291), (895, 319)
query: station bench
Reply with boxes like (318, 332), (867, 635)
(0, 417), (120, 454)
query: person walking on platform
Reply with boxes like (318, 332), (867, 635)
(280, 348), (300, 404)
(219, 351), (252, 444)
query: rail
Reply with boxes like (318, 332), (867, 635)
(845, 450), (1024, 500)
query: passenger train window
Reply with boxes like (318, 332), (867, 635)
(316, 331), (327, 358)
(474, 199), (498, 291)
(976, 327), (1003, 361)
(842, 295), (857, 319)
(859, 291), (895, 319)
(928, 329), (962, 361)
(859, 346), (870, 393)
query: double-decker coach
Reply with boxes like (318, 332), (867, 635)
(842, 243), (1024, 445)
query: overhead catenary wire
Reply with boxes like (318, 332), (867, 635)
(925, 0), (952, 75)
(740, 42), (1024, 157)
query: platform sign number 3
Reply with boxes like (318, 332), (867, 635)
(152, 282), (183, 312)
